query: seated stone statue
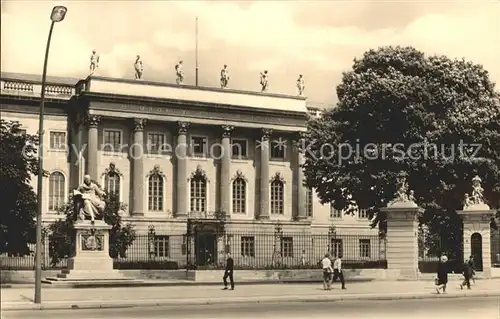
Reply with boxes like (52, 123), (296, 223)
(74, 175), (106, 222)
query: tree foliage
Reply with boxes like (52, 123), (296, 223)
(0, 120), (39, 255)
(48, 190), (137, 265)
(304, 46), (500, 253)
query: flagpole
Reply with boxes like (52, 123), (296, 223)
(195, 16), (199, 86)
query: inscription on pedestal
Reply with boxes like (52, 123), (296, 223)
(80, 229), (104, 251)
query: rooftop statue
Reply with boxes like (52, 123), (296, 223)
(134, 55), (143, 80)
(260, 70), (268, 92)
(220, 64), (229, 89)
(296, 74), (305, 96)
(175, 61), (184, 84)
(89, 50), (99, 76)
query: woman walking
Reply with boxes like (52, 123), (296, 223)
(435, 255), (448, 294)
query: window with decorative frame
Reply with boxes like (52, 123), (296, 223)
(330, 204), (342, 219)
(154, 235), (170, 257)
(48, 171), (65, 211)
(190, 165), (208, 212)
(359, 239), (371, 258)
(102, 163), (121, 198)
(270, 173), (285, 215)
(147, 165), (165, 212)
(240, 236), (255, 257)
(306, 188), (313, 217)
(232, 170), (247, 214)
(280, 236), (294, 258)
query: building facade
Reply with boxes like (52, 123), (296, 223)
(1, 72), (379, 267)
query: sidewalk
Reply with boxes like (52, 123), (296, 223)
(2, 279), (500, 311)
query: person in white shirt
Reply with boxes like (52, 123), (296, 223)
(332, 254), (346, 289)
(321, 254), (333, 290)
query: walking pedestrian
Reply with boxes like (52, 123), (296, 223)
(332, 253), (346, 290)
(435, 255), (448, 294)
(468, 255), (476, 284)
(222, 252), (234, 290)
(321, 253), (333, 290)
(460, 258), (473, 290)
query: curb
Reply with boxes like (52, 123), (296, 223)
(3, 290), (500, 311)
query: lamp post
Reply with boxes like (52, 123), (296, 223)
(34, 5), (67, 304)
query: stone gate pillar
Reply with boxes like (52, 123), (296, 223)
(457, 175), (496, 278)
(380, 171), (423, 280)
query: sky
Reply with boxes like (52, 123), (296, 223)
(1, 0), (499, 105)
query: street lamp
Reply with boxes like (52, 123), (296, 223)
(34, 5), (67, 304)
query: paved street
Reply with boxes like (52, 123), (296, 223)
(3, 297), (498, 319)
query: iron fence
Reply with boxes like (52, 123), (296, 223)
(492, 229), (500, 267)
(418, 231), (463, 273)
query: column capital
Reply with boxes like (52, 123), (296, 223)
(85, 114), (101, 128)
(133, 118), (147, 132)
(261, 128), (273, 140)
(177, 121), (190, 135)
(221, 125), (234, 138)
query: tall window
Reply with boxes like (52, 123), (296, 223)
(190, 136), (207, 156)
(270, 174), (284, 215)
(359, 239), (371, 258)
(190, 166), (207, 212)
(330, 204), (342, 219)
(154, 235), (170, 257)
(49, 132), (66, 150)
(240, 236), (255, 257)
(306, 188), (313, 217)
(280, 237), (294, 257)
(148, 166), (164, 211)
(48, 172), (65, 211)
(103, 163), (121, 197)
(270, 139), (286, 159)
(231, 139), (248, 158)
(147, 133), (165, 153)
(103, 129), (122, 152)
(232, 172), (246, 214)
(331, 238), (343, 258)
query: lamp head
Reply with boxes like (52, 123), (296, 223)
(50, 6), (67, 22)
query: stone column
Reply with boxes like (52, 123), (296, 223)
(294, 138), (308, 220)
(85, 114), (101, 180)
(220, 125), (234, 216)
(258, 128), (272, 219)
(175, 122), (190, 218)
(457, 207), (496, 278)
(381, 203), (424, 280)
(131, 118), (147, 217)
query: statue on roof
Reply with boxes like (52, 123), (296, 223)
(220, 64), (229, 89)
(296, 74), (305, 96)
(470, 175), (485, 205)
(89, 50), (100, 76)
(175, 61), (184, 84)
(134, 55), (143, 80)
(260, 70), (268, 92)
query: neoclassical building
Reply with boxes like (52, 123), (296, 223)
(1, 72), (377, 241)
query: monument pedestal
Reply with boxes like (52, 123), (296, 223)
(381, 203), (424, 280)
(457, 204), (496, 278)
(44, 221), (141, 286)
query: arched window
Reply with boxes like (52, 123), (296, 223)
(48, 172), (65, 211)
(270, 173), (285, 215)
(102, 163), (121, 197)
(147, 165), (165, 211)
(190, 165), (208, 212)
(232, 170), (247, 214)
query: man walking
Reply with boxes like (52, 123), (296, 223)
(468, 255), (476, 284)
(223, 252), (234, 290)
(332, 253), (346, 290)
(460, 258), (473, 290)
(321, 253), (333, 290)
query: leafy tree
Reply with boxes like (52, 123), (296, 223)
(0, 120), (38, 255)
(304, 46), (500, 260)
(48, 188), (137, 265)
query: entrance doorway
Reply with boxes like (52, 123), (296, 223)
(195, 232), (217, 266)
(470, 233), (483, 271)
